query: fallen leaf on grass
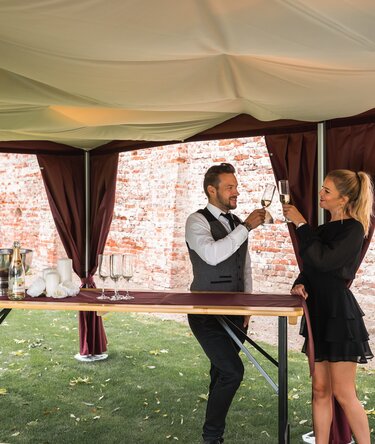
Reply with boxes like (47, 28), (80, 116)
(10, 350), (29, 357)
(43, 407), (60, 416)
(69, 376), (92, 386)
(26, 419), (39, 426)
(28, 338), (44, 348)
(69, 414), (80, 422)
(299, 419), (308, 425)
(198, 394), (208, 401)
(0, 388), (8, 395)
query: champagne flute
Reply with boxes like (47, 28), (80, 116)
(97, 254), (110, 300)
(278, 179), (291, 222)
(122, 254), (134, 300)
(261, 184), (276, 224)
(110, 254), (123, 300)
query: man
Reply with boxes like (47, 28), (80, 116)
(185, 162), (265, 444)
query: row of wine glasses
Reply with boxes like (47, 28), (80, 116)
(97, 253), (134, 301)
(261, 179), (291, 223)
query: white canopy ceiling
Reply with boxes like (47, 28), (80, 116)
(1, 0), (375, 149)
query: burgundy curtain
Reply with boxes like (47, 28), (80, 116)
(265, 131), (318, 268)
(78, 152), (119, 355)
(37, 154), (86, 275)
(327, 123), (375, 261)
(37, 152), (119, 356)
(90, 153), (119, 274)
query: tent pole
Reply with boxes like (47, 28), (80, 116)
(84, 151), (90, 282)
(317, 122), (326, 225)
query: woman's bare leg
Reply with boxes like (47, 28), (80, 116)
(330, 362), (371, 444)
(312, 361), (333, 444)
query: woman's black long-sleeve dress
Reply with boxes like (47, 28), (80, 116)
(295, 218), (373, 363)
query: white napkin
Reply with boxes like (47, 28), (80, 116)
(48, 281), (80, 299)
(27, 277), (46, 297)
(26, 277), (80, 298)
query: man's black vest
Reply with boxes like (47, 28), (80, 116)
(187, 208), (248, 292)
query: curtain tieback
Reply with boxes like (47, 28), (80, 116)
(80, 275), (95, 288)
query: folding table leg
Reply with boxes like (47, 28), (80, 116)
(0, 308), (12, 325)
(279, 316), (290, 444)
(215, 315), (278, 393)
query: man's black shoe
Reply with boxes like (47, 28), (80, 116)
(203, 439), (224, 444)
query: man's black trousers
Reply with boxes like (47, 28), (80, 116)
(188, 314), (247, 442)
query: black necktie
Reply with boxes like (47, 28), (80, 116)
(221, 213), (235, 230)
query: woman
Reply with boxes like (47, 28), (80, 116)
(283, 169), (373, 444)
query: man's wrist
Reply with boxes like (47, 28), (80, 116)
(242, 221), (252, 232)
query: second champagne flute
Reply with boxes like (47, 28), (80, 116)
(110, 254), (123, 300)
(261, 184), (276, 224)
(278, 179), (291, 222)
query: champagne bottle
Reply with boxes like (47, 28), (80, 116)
(8, 241), (25, 300)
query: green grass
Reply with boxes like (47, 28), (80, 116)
(0, 310), (374, 443)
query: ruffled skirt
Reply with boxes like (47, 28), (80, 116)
(300, 287), (373, 363)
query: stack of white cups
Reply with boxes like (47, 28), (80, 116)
(27, 258), (78, 298)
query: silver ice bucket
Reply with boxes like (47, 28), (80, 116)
(0, 248), (33, 296)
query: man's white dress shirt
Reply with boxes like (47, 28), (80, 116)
(185, 203), (253, 292)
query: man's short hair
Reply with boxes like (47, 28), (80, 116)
(203, 163), (236, 197)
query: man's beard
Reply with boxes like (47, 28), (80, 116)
(217, 194), (237, 210)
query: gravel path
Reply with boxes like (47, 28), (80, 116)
(149, 293), (375, 370)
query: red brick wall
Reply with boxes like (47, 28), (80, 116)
(0, 155), (66, 286)
(1, 137), (374, 295)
